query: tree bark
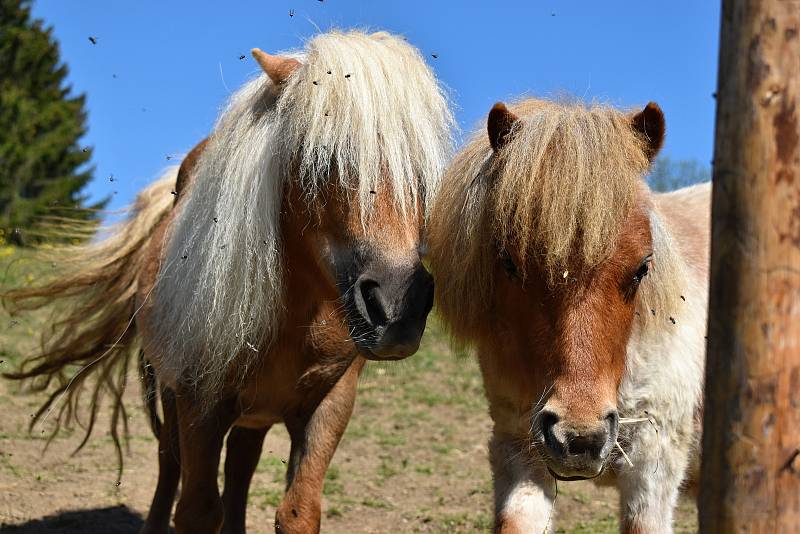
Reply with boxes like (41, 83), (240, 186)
(701, 1), (800, 532)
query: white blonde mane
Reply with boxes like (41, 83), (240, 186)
(150, 30), (454, 393)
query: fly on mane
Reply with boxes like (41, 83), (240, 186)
(429, 97), (685, 340)
(150, 30), (454, 393)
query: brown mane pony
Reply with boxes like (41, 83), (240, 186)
(431, 99), (683, 342)
(430, 98), (709, 533)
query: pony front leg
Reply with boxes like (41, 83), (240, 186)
(274, 360), (362, 534)
(221, 425), (271, 534)
(490, 433), (557, 534)
(173, 390), (237, 534)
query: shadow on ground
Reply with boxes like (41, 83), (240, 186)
(1, 505), (165, 534)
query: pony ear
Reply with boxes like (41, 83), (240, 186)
(251, 48), (302, 85)
(487, 102), (520, 152)
(631, 102), (665, 160)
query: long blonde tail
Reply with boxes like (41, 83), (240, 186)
(2, 169), (177, 480)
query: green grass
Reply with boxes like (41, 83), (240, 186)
(326, 506), (344, 518)
(252, 486), (284, 509)
(323, 466), (344, 496)
(361, 496), (392, 509)
(557, 513), (617, 534)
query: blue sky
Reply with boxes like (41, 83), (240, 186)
(32, 1), (721, 211)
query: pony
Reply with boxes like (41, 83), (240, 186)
(4, 30), (454, 534)
(428, 98), (709, 533)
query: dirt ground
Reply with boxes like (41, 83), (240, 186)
(0, 248), (697, 533)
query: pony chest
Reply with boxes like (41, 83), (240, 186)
(234, 329), (357, 428)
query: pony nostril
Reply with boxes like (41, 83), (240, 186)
(566, 431), (608, 457)
(356, 278), (389, 328)
(540, 410), (560, 433)
(539, 410), (564, 455)
(605, 410), (619, 433)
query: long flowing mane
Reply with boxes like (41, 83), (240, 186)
(429, 98), (686, 339)
(150, 30), (454, 391)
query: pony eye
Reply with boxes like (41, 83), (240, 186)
(632, 255), (653, 284)
(500, 251), (519, 279)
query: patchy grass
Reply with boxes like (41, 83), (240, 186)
(557, 513), (617, 534)
(0, 247), (697, 532)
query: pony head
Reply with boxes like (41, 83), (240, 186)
(430, 98), (665, 479)
(252, 47), (436, 360)
(155, 31), (454, 393)
(256, 33), (452, 361)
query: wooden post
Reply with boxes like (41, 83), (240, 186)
(700, 1), (800, 532)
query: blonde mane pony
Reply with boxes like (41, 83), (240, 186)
(429, 98), (686, 339)
(150, 30), (454, 391)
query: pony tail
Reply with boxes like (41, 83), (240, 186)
(2, 168), (177, 481)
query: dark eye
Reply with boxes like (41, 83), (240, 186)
(500, 250), (519, 279)
(632, 255), (653, 285)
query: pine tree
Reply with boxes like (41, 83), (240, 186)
(0, 0), (105, 245)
